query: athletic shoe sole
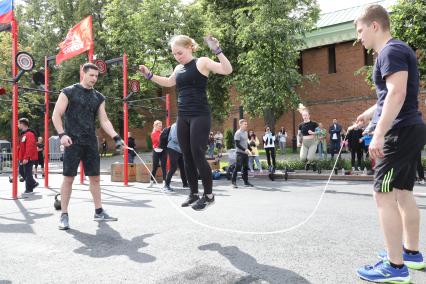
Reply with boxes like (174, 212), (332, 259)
(192, 199), (215, 211)
(358, 274), (410, 284)
(58, 226), (69, 230)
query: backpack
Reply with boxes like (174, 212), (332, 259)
(159, 126), (171, 150)
(212, 170), (221, 180)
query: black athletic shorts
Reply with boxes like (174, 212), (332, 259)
(63, 143), (100, 177)
(374, 124), (426, 192)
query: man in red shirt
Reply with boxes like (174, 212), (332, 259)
(18, 118), (39, 194)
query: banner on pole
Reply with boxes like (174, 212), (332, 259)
(56, 16), (94, 65)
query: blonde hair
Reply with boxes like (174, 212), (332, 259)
(169, 35), (199, 52)
(153, 120), (162, 130)
(297, 103), (309, 114)
(354, 4), (390, 31)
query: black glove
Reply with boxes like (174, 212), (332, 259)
(113, 135), (124, 151)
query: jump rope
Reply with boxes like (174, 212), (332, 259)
(123, 127), (352, 235)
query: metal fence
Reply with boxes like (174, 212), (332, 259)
(0, 152), (63, 173)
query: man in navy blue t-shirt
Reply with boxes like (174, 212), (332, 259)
(354, 4), (426, 283)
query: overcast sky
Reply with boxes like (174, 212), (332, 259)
(181, 0), (395, 13)
(317, 0), (394, 13)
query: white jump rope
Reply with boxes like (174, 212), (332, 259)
(124, 127), (350, 235)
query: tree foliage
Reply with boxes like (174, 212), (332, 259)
(234, 0), (319, 128)
(391, 0), (426, 87)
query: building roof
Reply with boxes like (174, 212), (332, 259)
(302, 0), (396, 49)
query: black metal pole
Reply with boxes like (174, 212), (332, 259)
(292, 110), (297, 153)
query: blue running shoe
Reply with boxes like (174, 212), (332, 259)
(378, 250), (426, 270)
(357, 260), (410, 283)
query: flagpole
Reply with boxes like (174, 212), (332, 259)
(44, 56), (49, 188)
(123, 53), (128, 186)
(11, 17), (18, 199)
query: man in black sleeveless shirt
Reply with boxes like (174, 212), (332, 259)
(52, 63), (124, 230)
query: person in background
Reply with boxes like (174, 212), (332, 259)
(164, 122), (189, 191)
(18, 118), (39, 194)
(207, 132), (215, 159)
(263, 126), (276, 172)
(297, 104), (319, 171)
(329, 118), (342, 159)
(214, 130), (224, 158)
(100, 138), (108, 157)
(315, 122), (327, 160)
(248, 130), (262, 174)
(232, 119), (253, 188)
(34, 136), (45, 178)
(277, 127), (287, 156)
(127, 132), (136, 164)
(347, 123), (364, 171)
(149, 120), (167, 188)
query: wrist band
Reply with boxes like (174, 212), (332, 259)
(214, 48), (222, 55)
(113, 135), (121, 142)
(145, 72), (153, 80)
(58, 133), (66, 139)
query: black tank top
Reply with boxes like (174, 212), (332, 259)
(62, 83), (105, 145)
(175, 58), (210, 116)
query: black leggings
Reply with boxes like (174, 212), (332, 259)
(151, 150), (167, 181)
(351, 148), (363, 168)
(165, 148), (188, 186)
(417, 153), (424, 180)
(177, 115), (212, 195)
(265, 147), (276, 169)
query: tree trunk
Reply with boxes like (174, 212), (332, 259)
(263, 108), (275, 133)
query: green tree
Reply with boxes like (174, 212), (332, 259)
(391, 0), (426, 87)
(192, 0), (250, 123)
(355, 0), (426, 90)
(234, 0), (319, 129)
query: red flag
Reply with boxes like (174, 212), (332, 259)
(0, 0), (13, 24)
(56, 16), (94, 65)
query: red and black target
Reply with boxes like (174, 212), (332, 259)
(16, 52), (35, 71)
(94, 59), (107, 75)
(129, 79), (140, 93)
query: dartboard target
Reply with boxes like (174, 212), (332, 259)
(16, 52), (35, 71)
(94, 59), (107, 75)
(129, 79), (140, 93)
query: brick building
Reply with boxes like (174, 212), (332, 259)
(104, 0), (425, 151)
(220, 0), (425, 149)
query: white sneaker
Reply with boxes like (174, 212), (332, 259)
(147, 181), (154, 188)
(419, 179), (425, 185)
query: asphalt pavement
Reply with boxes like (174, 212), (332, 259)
(0, 174), (426, 283)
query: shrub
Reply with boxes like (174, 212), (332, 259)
(224, 128), (234, 150)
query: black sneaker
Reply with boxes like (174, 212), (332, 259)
(244, 182), (253, 187)
(305, 163), (310, 171)
(182, 184), (189, 188)
(31, 182), (39, 190)
(192, 194), (215, 211)
(232, 182), (238, 188)
(181, 194), (200, 207)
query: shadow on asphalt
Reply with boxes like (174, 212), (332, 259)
(66, 222), (156, 263)
(198, 243), (311, 284)
(0, 199), (53, 234)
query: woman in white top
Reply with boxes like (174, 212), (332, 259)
(263, 126), (276, 171)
